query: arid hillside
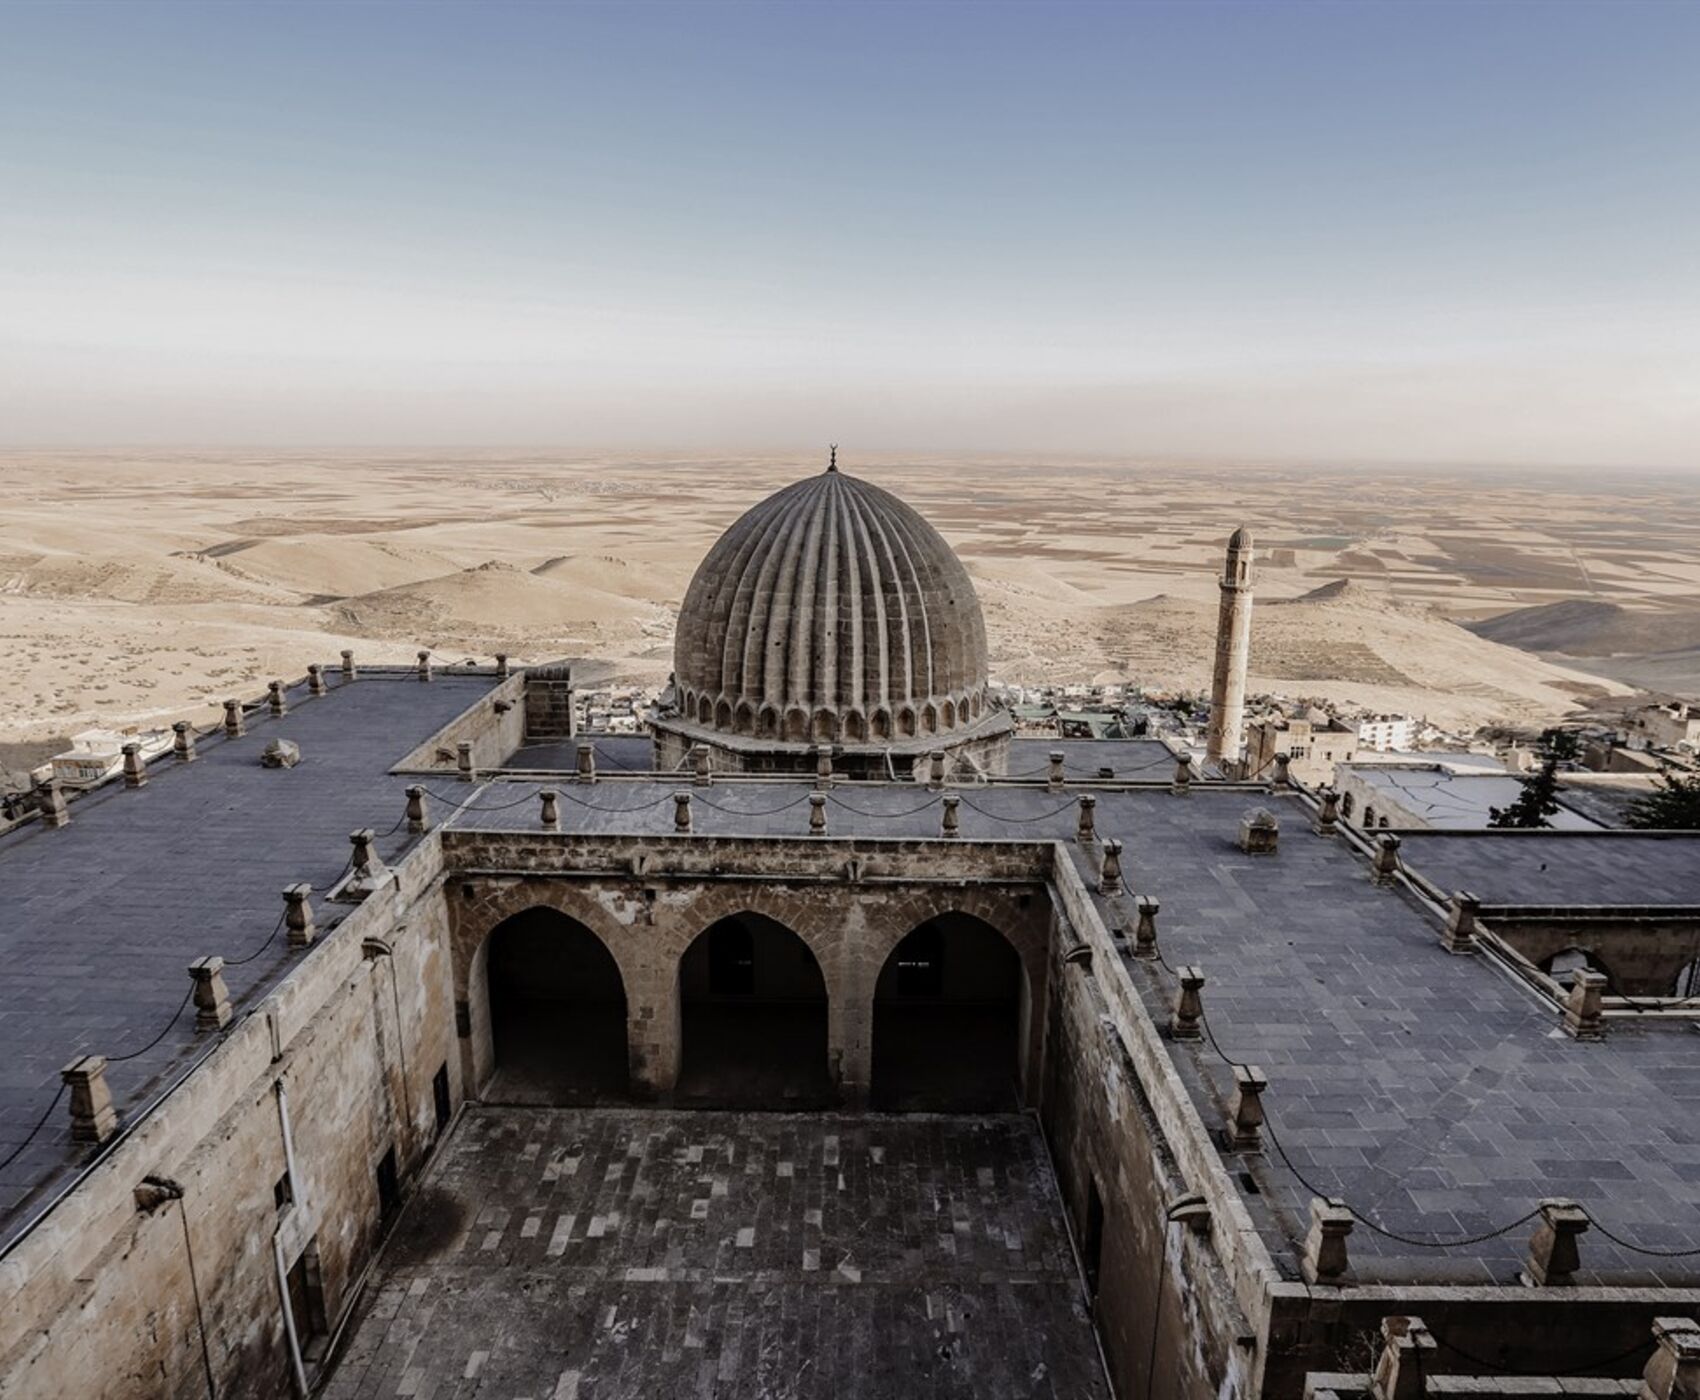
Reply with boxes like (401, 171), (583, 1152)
(5, 451), (1688, 772)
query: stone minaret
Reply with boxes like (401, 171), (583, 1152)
(1206, 526), (1254, 768)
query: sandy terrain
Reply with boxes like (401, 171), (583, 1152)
(4, 450), (1692, 774)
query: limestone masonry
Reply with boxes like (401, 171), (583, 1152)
(2, 465), (1699, 1400)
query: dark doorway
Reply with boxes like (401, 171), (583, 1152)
(285, 1243), (329, 1362)
(485, 908), (628, 1104)
(376, 1146), (400, 1221)
(432, 1063), (451, 1136)
(1083, 1180), (1105, 1300)
(676, 913), (831, 1108)
(872, 913), (1023, 1112)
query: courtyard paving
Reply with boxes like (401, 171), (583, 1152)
(321, 1107), (1108, 1400)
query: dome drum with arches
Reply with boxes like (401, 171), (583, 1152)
(653, 458), (1013, 777)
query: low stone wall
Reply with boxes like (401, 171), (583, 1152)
(392, 671), (525, 775)
(1482, 908), (1700, 997)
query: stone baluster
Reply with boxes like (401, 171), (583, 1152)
(1170, 966), (1204, 1040)
(940, 795), (960, 838)
(283, 883), (315, 948)
(1133, 895), (1160, 960)
(1098, 838), (1124, 895)
(1302, 1197), (1354, 1284)
(1076, 793), (1096, 845)
(188, 957), (232, 1031)
(60, 1056), (119, 1144)
(1523, 1198), (1590, 1286)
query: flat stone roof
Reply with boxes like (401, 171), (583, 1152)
(506, 734), (657, 772)
(443, 779), (1700, 1282)
(0, 672), (499, 1245)
(1395, 830), (1700, 906)
(322, 1106), (1108, 1399)
(1007, 736), (1176, 780)
(501, 734), (1180, 782)
(8, 702), (1700, 1283)
(1345, 766), (1599, 831)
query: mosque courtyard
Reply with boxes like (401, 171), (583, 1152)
(320, 1107), (1108, 1399)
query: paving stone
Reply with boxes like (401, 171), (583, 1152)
(321, 1106), (1108, 1400)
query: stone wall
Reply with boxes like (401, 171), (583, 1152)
(0, 837), (461, 1400)
(392, 671), (526, 775)
(8, 823), (1700, 1399)
(523, 663), (577, 741)
(441, 833), (1053, 1107)
(1481, 909), (1700, 997)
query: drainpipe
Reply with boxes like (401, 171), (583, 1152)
(272, 1081), (309, 1398)
(274, 1080), (300, 1195)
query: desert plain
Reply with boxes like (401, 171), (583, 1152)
(4, 450), (1700, 783)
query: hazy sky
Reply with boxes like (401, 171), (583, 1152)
(2, 0), (1697, 465)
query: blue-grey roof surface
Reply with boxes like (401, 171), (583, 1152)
(8, 710), (1700, 1284)
(1006, 736), (1176, 780)
(1346, 766), (1599, 831)
(504, 734), (660, 773)
(442, 777), (1700, 1283)
(0, 672), (498, 1246)
(1396, 830), (1700, 906)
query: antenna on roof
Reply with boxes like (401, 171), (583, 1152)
(828, 444), (838, 474)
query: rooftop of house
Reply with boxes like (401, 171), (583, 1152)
(1342, 765), (1601, 831)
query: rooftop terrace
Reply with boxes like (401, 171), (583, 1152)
(6, 680), (1699, 1289)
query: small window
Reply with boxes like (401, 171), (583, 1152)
(274, 1171), (294, 1213)
(376, 1147), (400, 1220)
(432, 1063), (451, 1136)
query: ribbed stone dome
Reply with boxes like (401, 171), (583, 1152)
(673, 466), (990, 746)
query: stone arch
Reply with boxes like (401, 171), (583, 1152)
(784, 707), (809, 743)
(1542, 944), (1614, 989)
(870, 909), (1026, 1111)
(853, 889), (1049, 1110)
(460, 901), (634, 1104)
(920, 702), (938, 734)
(675, 910), (831, 1108)
(758, 705), (780, 739)
(812, 708), (838, 743)
(897, 706), (917, 738)
(735, 700), (755, 736)
(970, 691), (983, 720)
(843, 709), (866, 742)
(1340, 790), (1355, 819)
(714, 697), (732, 729)
(871, 708), (892, 740)
(941, 698), (956, 730)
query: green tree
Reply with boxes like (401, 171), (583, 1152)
(1626, 772), (1700, 830)
(1488, 729), (1579, 830)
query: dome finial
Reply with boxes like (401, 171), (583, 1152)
(827, 443), (838, 474)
